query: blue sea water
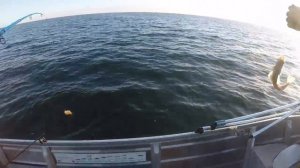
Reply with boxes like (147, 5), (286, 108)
(0, 13), (300, 140)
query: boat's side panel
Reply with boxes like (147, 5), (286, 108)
(1, 116), (300, 167)
(161, 136), (247, 160)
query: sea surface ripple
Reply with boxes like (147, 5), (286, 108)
(0, 13), (300, 140)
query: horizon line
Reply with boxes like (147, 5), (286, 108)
(6, 11), (264, 30)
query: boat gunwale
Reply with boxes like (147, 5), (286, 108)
(0, 115), (299, 146)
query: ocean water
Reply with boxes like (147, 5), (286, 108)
(0, 13), (300, 140)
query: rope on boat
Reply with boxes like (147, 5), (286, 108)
(3, 134), (47, 168)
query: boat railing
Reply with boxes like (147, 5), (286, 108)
(251, 105), (300, 138)
(196, 101), (300, 135)
(196, 101), (300, 168)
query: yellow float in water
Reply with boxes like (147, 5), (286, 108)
(64, 110), (73, 117)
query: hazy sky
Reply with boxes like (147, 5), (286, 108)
(0, 0), (299, 31)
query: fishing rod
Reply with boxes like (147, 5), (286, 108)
(0, 13), (43, 44)
(195, 101), (300, 134)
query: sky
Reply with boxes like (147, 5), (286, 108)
(0, 0), (300, 32)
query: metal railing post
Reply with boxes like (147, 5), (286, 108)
(151, 143), (161, 168)
(243, 127), (256, 168)
(0, 146), (8, 167)
(42, 146), (57, 168)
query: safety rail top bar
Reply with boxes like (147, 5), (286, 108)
(195, 101), (300, 134)
(222, 110), (292, 127)
(195, 111), (300, 134)
(251, 105), (300, 138)
(216, 101), (300, 126)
